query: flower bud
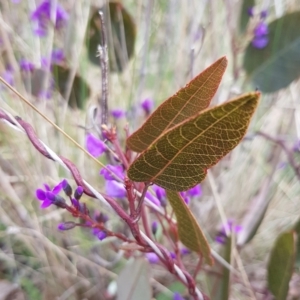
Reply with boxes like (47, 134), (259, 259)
(62, 179), (72, 196)
(74, 186), (84, 200)
(58, 221), (76, 231)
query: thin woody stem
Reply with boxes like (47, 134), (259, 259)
(98, 10), (109, 127)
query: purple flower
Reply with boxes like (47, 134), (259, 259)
(86, 133), (107, 157)
(1, 68), (14, 86)
(111, 109), (125, 119)
(141, 98), (154, 115)
(58, 221), (76, 231)
(146, 253), (159, 264)
(74, 186), (84, 200)
(152, 221), (158, 235)
(97, 230), (107, 241)
(100, 165), (124, 181)
(31, 0), (69, 37)
(153, 185), (166, 202)
(247, 7), (254, 17)
(105, 180), (126, 198)
(180, 247), (191, 255)
(215, 220), (242, 244)
(252, 35), (269, 49)
(35, 181), (64, 208)
(252, 21), (269, 49)
(51, 49), (65, 64)
(145, 191), (161, 206)
(260, 10), (268, 19)
(173, 292), (185, 300)
(187, 184), (202, 197)
(254, 22), (269, 36)
(19, 59), (35, 72)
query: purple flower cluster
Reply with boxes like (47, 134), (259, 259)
(248, 7), (269, 49)
(31, 0), (68, 37)
(100, 165), (126, 198)
(85, 133), (107, 157)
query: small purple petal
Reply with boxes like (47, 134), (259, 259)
(1, 69), (14, 86)
(97, 231), (107, 241)
(41, 198), (52, 208)
(58, 222), (76, 231)
(153, 185), (166, 202)
(141, 98), (154, 114)
(19, 59), (35, 72)
(173, 292), (185, 300)
(71, 198), (80, 209)
(146, 253), (159, 264)
(254, 22), (269, 36)
(152, 221), (158, 235)
(187, 184), (202, 197)
(52, 182), (63, 194)
(111, 109), (125, 119)
(86, 133), (107, 157)
(180, 247), (191, 255)
(105, 180), (126, 198)
(100, 165), (124, 181)
(252, 35), (269, 49)
(215, 235), (226, 244)
(74, 186), (84, 200)
(36, 189), (46, 201)
(51, 49), (65, 64)
(170, 252), (176, 259)
(45, 191), (56, 202)
(145, 191), (161, 206)
(247, 7), (254, 17)
(260, 9), (268, 19)
(43, 184), (51, 191)
(234, 225), (243, 233)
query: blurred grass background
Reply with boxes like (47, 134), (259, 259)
(0, 0), (300, 299)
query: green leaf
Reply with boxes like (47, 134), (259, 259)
(127, 57), (228, 152)
(52, 64), (91, 109)
(239, 0), (255, 33)
(166, 190), (213, 265)
(243, 11), (300, 93)
(86, 2), (136, 72)
(294, 219), (300, 269)
(267, 231), (295, 300)
(127, 92), (260, 191)
(116, 258), (152, 300)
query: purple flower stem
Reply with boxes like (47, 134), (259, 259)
(0, 108), (209, 300)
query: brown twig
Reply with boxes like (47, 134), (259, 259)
(98, 10), (109, 127)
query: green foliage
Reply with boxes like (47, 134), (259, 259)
(166, 190), (213, 265)
(127, 57), (228, 153)
(86, 1), (136, 72)
(239, 0), (255, 33)
(243, 11), (300, 92)
(20, 278), (41, 300)
(116, 258), (152, 300)
(267, 231), (295, 300)
(52, 64), (91, 109)
(127, 91), (260, 191)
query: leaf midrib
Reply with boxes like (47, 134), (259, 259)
(134, 58), (226, 151)
(149, 97), (252, 181)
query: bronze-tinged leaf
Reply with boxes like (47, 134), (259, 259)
(127, 57), (228, 153)
(127, 92), (260, 191)
(166, 190), (213, 265)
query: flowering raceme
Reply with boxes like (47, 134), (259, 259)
(31, 0), (68, 36)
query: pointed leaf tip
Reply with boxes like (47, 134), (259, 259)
(167, 190), (213, 265)
(128, 92), (260, 191)
(127, 56), (228, 152)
